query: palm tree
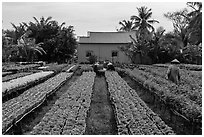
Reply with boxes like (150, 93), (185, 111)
(11, 23), (27, 44)
(26, 16), (59, 43)
(16, 31), (46, 62)
(187, 2), (202, 17)
(131, 6), (159, 33)
(118, 20), (136, 32)
(126, 31), (152, 64)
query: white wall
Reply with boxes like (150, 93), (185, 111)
(77, 43), (131, 63)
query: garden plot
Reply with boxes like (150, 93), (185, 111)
(133, 66), (202, 115)
(2, 71), (54, 102)
(30, 72), (95, 135)
(2, 72), (73, 134)
(138, 65), (202, 94)
(105, 71), (175, 135)
(2, 72), (34, 82)
(4, 66), (82, 135)
(2, 64), (201, 135)
(2, 63), (41, 72)
(116, 66), (202, 134)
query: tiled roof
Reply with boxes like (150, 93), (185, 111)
(78, 31), (137, 44)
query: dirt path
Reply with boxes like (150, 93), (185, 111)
(85, 75), (118, 135)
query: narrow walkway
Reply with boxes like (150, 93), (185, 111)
(85, 75), (118, 135)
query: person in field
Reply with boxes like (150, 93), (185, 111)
(93, 62), (99, 74)
(166, 59), (181, 84)
(107, 62), (115, 71)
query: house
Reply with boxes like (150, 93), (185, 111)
(77, 31), (137, 64)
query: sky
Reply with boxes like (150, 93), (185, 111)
(2, 1), (189, 37)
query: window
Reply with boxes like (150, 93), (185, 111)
(86, 50), (93, 57)
(112, 51), (118, 57)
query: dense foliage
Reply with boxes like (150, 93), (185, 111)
(116, 66), (201, 125)
(2, 16), (77, 63)
(118, 2), (202, 64)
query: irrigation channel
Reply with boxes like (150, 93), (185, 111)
(84, 74), (118, 135)
(117, 70), (201, 135)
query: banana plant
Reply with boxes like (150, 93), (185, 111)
(16, 31), (46, 62)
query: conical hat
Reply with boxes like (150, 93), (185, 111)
(171, 59), (180, 64)
(107, 62), (112, 65)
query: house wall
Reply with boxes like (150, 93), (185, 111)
(77, 43), (131, 63)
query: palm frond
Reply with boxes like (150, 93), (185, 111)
(33, 17), (40, 25)
(130, 15), (141, 21)
(147, 19), (159, 24)
(11, 23), (18, 31)
(22, 22), (29, 28)
(60, 22), (66, 28)
(45, 16), (53, 24)
(33, 48), (44, 55)
(144, 12), (152, 20)
(129, 35), (137, 45)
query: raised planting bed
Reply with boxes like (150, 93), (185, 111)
(105, 71), (175, 135)
(2, 72), (73, 134)
(2, 71), (14, 77)
(30, 72), (95, 135)
(115, 67), (202, 134)
(2, 72), (34, 82)
(2, 64), (41, 73)
(136, 65), (202, 106)
(2, 71), (54, 100)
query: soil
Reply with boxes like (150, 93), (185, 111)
(84, 74), (118, 135)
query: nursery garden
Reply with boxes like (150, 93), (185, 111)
(2, 62), (202, 135)
(2, 2), (202, 135)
